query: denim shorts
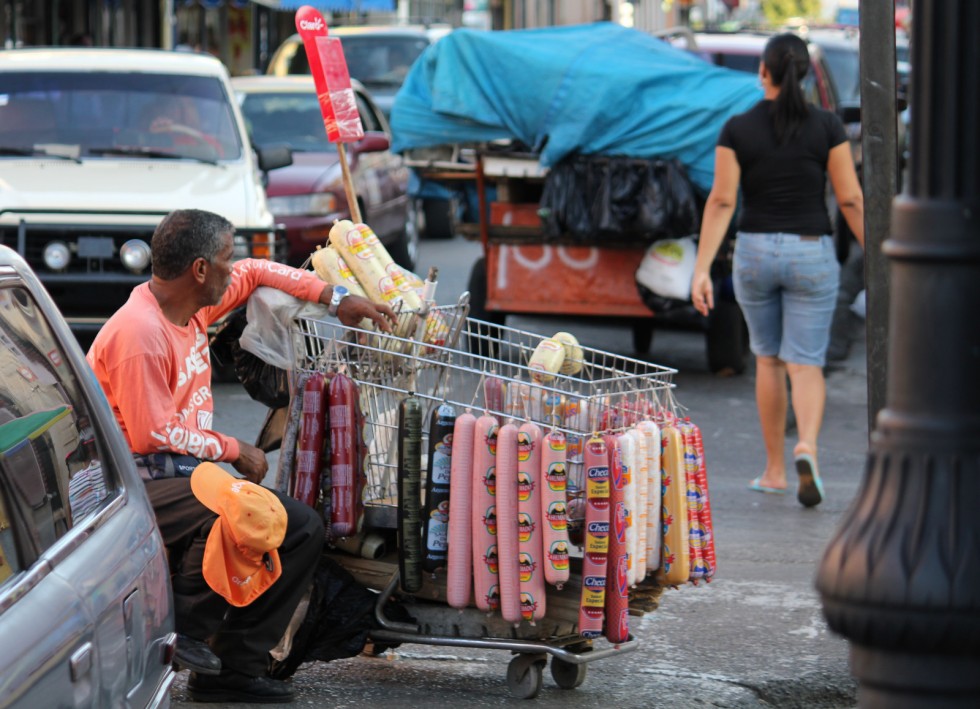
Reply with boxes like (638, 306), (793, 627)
(732, 232), (840, 366)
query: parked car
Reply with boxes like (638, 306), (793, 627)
(232, 75), (417, 270)
(266, 25), (432, 119)
(0, 245), (175, 707)
(0, 48), (291, 337)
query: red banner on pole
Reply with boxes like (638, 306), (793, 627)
(294, 5), (364, 143)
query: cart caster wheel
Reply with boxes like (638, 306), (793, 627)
(550, 656), (588, 689)
(507, 654), (545, 699)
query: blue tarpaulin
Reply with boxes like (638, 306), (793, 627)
(390, 23), (763, 192)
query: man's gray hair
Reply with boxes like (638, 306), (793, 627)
(151, 209), (234, 280)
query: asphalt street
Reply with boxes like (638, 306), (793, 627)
(172, 235), (869, 708)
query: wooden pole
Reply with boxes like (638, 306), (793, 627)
(337, 142), (361, 224)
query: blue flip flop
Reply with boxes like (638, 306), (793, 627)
(749, 477), (786, 495)
(795, 453), (825, 507)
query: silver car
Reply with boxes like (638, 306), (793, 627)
(0, 245), (175, 707)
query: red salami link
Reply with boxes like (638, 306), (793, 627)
(471, 415), (499, 612)
(579, 435), (609, 639)
(446, 412), (476, 608)
(328, 372), (362, 537)
(690, 421), (716, 580)
(517, 422), (546, 623)
(680, 421), (705, 581)
(495, 423), (522, 625)
(605, 434), (630, 643)
(293, 372), (326, 508)
(539, 430), (571, 588)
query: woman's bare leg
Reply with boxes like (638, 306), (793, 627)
(755, 355), (788, 489)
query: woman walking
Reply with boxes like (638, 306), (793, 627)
(690, 33), (864, 507)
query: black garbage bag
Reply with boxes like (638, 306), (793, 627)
(209, 307), (290, 409)
(540, 154), (701, 245)
(539, 156), (593, 240)
(269, 556), (383, 679)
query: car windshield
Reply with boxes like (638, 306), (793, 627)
(239, 91), (338, 153)
(288, 35), (429, 87)
(0, 72), (242, 161)
(820, 45), (861, 103)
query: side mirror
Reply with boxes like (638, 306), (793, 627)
(354, 133), (390, 154)
(256, 144), (293, 172)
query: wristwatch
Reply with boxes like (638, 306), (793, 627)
(327, 285), (350, 317)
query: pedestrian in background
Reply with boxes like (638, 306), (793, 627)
(690, 33), (864, 507)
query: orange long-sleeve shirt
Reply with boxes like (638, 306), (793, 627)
(87, 259), (327, 463)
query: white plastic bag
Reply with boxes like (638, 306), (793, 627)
(635, 236), (697, 302)
(239, 287), (330, 370)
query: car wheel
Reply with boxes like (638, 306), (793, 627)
(386, 200), (420, 272)
(421, 197), (456, 240)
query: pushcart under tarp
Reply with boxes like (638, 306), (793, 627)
(389, 22), (762, 192)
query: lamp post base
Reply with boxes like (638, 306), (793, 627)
(851, 646), (980, 708)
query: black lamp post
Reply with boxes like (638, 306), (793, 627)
(817, 1), (980, 705)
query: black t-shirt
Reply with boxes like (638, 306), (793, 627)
(718, 100), (848, 235)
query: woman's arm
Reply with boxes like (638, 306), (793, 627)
(827, 142), (865, 249)
(691, 146), (740, 316)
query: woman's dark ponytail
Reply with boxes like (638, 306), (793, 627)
(763, 33), (811, 145)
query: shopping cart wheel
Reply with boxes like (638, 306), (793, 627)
(507, 653), (546, 699)
(550, 656), (588, 689)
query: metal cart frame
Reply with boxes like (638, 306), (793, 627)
(287, 293), (675, 698)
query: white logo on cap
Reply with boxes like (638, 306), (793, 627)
(231, 574), (253, 586)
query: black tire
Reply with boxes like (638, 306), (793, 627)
(506, 655), (545, 700)
(706, 299), (748, 375)
(550, 657), (588, 689)
(466, 257), (505, 358)
(421, 197), (455, 240)
(632, 320), (655, 354)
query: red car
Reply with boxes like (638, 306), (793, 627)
(232, 75), (417, 270)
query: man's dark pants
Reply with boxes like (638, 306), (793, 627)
(145, 477), (323, 676)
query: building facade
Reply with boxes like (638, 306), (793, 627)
(1, 0), (689, 74)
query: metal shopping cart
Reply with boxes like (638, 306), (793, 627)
(285, 293), (677, 698)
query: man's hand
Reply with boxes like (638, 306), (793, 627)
(338, 294), (398, 332)
(233, 441), (269, 484)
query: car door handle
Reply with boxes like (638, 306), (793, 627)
(70, 642), (93, 682)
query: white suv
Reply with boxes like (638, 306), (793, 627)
(0, 48), (290, 336)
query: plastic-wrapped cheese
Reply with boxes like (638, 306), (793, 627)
(552, 331), (584, 376)
(528, 337), (565, 383)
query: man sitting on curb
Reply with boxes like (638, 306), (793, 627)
(87, 209), (396, 703)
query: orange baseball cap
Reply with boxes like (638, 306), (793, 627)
(190, 463), (288, 608)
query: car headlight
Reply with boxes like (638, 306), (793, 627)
(120, 239), (152, 272)
(266, 193), (338, 217)
(43, 241), (71, 271)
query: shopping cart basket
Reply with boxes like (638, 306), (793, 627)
(287, 294), (675, 697)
